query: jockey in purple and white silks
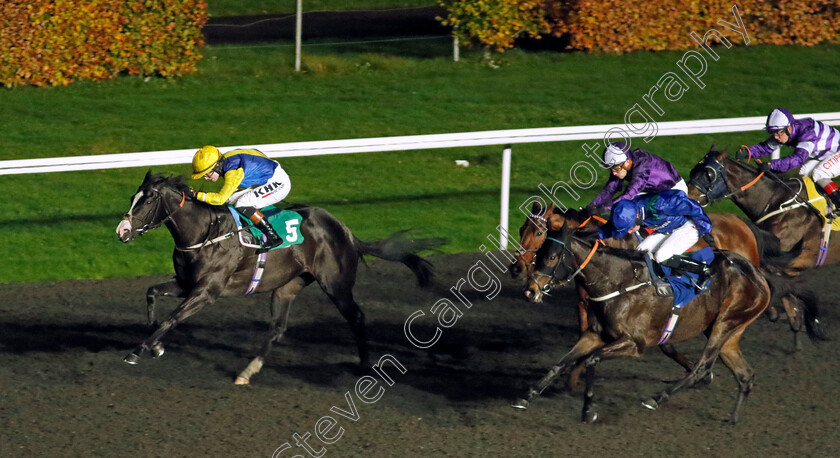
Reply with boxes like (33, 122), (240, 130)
(587, 142), (688, 214)
(596, 189), (715, 290)
(737, 107), (840, 208)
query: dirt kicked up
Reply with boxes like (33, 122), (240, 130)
(0, 252), (838, 457)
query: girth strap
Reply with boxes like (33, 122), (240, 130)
(245, 249), (268, 295)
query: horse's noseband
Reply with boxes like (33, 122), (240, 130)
(533, 237), (577, 292)
(691, 157), (728, 203)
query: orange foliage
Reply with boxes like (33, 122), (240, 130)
(546, 0), (840, 53)
(0, 0), (207, 87)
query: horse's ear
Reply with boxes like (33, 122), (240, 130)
(530, 201), (542, 214)
(144, 169), (153, 181)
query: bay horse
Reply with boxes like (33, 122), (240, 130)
(116, 171), (444, 384)
(688, 147), (840, 273)
(513, 201), (821, 351)
(513, 224), (773, 423)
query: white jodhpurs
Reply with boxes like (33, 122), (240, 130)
(637, 221), (700, 263)
(800, 152), (840, 183)
(228, 165), (291, 209)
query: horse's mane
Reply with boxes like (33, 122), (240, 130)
(143, 171), (193, 195)
(571, 236), (647, 262)
(553, 206), (590, 223)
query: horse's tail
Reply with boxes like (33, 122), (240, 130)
(743, 218), (804, 273)
(760, 267), (827, 342)
(353, 230), (447, 287)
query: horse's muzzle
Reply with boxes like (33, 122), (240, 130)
(116, 219), (134, 243)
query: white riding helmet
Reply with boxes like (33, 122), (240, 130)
(765, 107), (794, 133)
(602, 142), (629, 167)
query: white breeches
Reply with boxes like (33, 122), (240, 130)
(637, 221), (700, 263)
(799, 152), (840, 183)
(637, 178), (689, 198)
(228, 165), (292, 209)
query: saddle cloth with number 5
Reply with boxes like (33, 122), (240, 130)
(228, 206), (305, 250)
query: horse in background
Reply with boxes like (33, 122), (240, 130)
(116, 171), (445, 384)
(689, 147), (840, 272)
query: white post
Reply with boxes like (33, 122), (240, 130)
(453, 36), (459, 62)
(295, 0), (303, 72)
(500, 145), (512, 249)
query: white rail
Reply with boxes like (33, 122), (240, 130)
(5, 113), (840, 176)
(5, 112), (840, 248)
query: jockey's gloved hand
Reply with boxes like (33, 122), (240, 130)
(758, 161), (772, 173)
(702, 233), (717, 249)
(187, 188), (198, 199)
(735, 146), (750, 160)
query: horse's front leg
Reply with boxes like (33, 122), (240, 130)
(143, 279), (186, 358)
(512, 331), (604, 410)
(146, 279), (185, 327)
(124, 288), (217, 364)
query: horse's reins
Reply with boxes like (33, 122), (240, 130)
(734, 148), (825, 220)
(139, 188), (240, 252)
(133, 189), (186, 236)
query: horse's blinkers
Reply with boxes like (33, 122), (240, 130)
(691, 156), (728, 202)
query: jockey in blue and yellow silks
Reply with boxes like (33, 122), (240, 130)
(191, 145), (291, 252)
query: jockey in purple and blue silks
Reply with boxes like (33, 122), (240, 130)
(737, 107), (840, 208)
(596, 189), (715, 292)
(587, 142), (688, 214)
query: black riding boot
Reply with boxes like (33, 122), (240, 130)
(249, 211), (283, 253)
(660, 255), (713, 292)
(643, 253), (673, 297)
(828, 189), (840, 213)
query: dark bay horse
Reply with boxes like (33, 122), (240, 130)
(688, 147), (840, 273)
(513, 201), (821, 351)
(513, 224), (772, 423)
(116, 172), (444, 384)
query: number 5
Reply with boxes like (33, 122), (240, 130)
(285, 219), (300, 243)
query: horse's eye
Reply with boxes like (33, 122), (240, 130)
(549, 255), (557, 261)
(536, 232), (543, 237)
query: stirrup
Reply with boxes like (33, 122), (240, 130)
(256, 237), (283, 253)
(643, 253), (673, 296)
(652, 278), (674, 297)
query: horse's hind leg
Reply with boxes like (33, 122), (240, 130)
(781, 294), (804, 351)
(717, 329), (755, 424)
(235, 276), (311, 385)
(331, 289), (369, 369)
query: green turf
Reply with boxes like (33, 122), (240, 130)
(207, 0), (437, 17)
(2, 41), (839, 283)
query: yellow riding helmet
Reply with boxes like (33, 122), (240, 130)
(191, 145), (221, 179)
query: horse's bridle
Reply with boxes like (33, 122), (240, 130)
(127, 187), (186, 237)
(531, 236), (600, 294)
(690, 155), (735, 205)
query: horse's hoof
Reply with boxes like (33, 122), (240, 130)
(123, 353), (141, 365)
(582, 410), (598, 423)
(641, 398), (659, 410)
(511, 398), (530, 410)
(151, 343), (165, 358)
(234, 376), (250, 385)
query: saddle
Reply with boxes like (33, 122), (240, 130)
(228, 206), (305, 250)
(804, 177), (840, 229)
